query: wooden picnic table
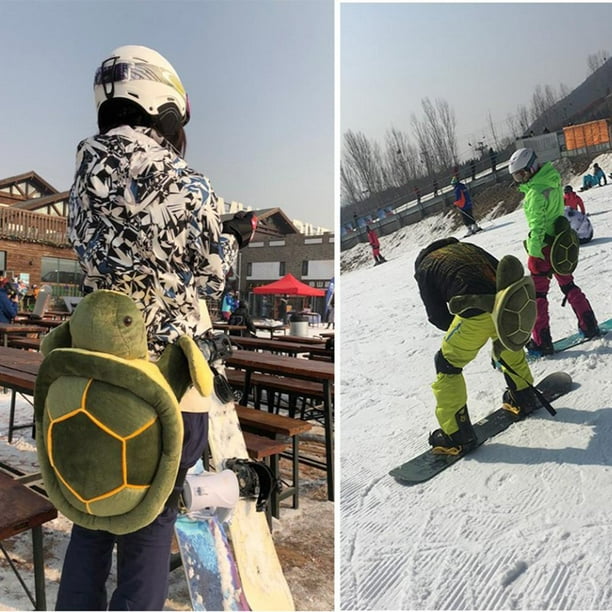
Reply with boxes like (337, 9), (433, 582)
(212, 323), (247, 334)
(0, 323), (47, 347)
(0, 347), (41, 441)
(13, 317), (63, 330)
(318, 331), (335, 338)
(0, 471), (57, 610)
(226, 349), (335, 501)
(253, 321), (288, 338)
(274, 335), (326, 345)
(231, 335), (332, 359)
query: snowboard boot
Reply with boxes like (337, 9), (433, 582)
(502, 386), (539, 420)
(526, 327), (554, 356)
(580, 310), (601, 339)
(428, 406), (477, 455)
(224, 458), (281, 512)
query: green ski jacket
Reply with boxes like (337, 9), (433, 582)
(518, 161), (564, 258)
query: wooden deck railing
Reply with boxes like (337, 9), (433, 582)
(0, 208), (68, 246)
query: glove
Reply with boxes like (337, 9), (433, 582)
(222, 211), (258, 248)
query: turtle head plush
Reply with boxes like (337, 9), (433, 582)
(34, 289), (214, 535)
(41, 290), (148, 359)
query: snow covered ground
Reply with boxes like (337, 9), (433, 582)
(340, 156), (612, 610)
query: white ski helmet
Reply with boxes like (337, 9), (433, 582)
(508, 148), (538, 176)
(94, 45), (190, 134)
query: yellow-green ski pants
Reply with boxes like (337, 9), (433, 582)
(432, 313), (533, 435)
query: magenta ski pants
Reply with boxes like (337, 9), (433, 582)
(528, 246), (593, 344)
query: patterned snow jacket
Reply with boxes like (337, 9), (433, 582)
(414, 237), (498, 331)
(518, 162), (564, 259)
(68, 125), (239, 357)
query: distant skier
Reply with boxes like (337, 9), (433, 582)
(508, 147), (600, 354)
(414, 238), (537, 454)
(366, 225), (387, 265)
(564, 207), (593, 244)
(450, 177), (481, 235)
(593, 162), (607, 186)
(563, 185), (585, 214)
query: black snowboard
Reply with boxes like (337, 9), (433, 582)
(389, 372), (573, 486)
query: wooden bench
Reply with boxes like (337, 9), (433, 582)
(0, 471), (57, 610)
(226, 368), (332, 421)
(7, 337), (42, 351)
(242, 431), (288, 524)
(236, 405), (312, 515)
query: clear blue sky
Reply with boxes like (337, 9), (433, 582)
(1, 0), (334, 228)
(341, 2), (612, 161)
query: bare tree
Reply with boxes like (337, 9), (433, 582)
(411, 97), (457, 173)
(384, 127), (419, 187)
(487, 111), (500, 151)
(340, 161), (362, 207)
(516, 104), (531, 135)
(587, 50), (608, 74)
(342, 129), (385, 200)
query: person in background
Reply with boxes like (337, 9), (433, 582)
(228, 300), (257, 337)
(414, 238), (537, 454)
(326, 298), (335, 329)
(580, 173), (596, 191)
(220, 291), (236, 321)
(508, 147), (599, 354)
(0, 280), (19, 323)
(563, 185), (585, 214)
(593, 162), (607, 186)
(278, 296), (288, 324)
(413, 185), (422, 205)
(59, 44), (258, 611)
(489, 147), (497, 173)
(366, 225), (387, 265)
(451, 177), (481, 235)
(564, 207), (594, 244)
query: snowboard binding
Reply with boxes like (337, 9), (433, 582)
(197, 331), (235, 403)
(225, 458), (281, 512)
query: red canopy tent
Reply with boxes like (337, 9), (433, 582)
(252, 273), (325, 296)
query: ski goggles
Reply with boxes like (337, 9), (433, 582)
(511, 169), (531, 184)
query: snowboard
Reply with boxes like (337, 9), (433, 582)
(175, 511), (249, 611)
(206, 373), (294, 611)
(389, 372), (573, 486)
(527, 317), (611, 359)
(187, 301), (293, 611)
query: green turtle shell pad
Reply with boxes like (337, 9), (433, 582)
(550, 228), (580, 276)
(35, 348), (183, 535)
(492, 277), (537, 352)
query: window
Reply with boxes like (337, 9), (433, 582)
(41, 257), (83, 285)
(301, 260), (309, 276)
(279, 261), (286, 276)
(246, 262), (252, 276)
(0, 251), (6, 273)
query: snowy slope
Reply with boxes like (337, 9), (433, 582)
(340, 157), (612, 610)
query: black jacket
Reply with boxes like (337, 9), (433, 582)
(414, 237), (498, 331)
(228, 306), (257, 335)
